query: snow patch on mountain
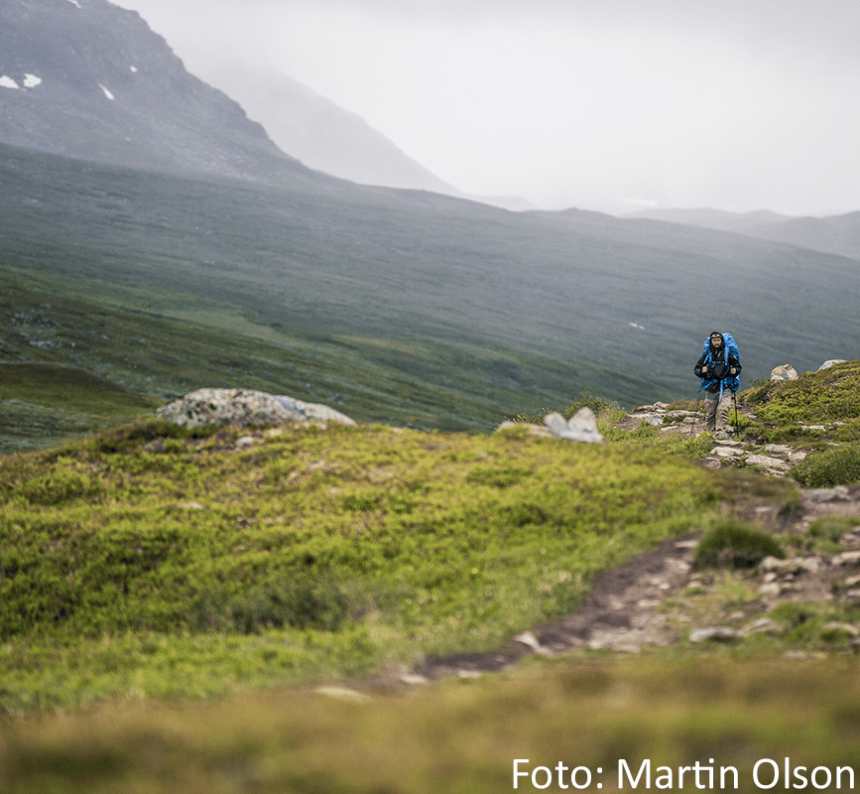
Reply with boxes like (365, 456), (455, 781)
(65, 0), (82, 8)
(23, 73), (42, 89)
(0, 76), (20, 90)
(99, 84), (115, 101)
(130, 65), (138, 73)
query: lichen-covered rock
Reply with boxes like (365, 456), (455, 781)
(770, 364), (799, 381)
(158, 388), (355, 429)
(274, 396), (356, 426)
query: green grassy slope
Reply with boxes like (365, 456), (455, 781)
(0, 269), (590, 450)
(0, 417), (718, 712)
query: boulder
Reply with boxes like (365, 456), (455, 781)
(274, 395), (356, 426)
(544, 408), (604, 444)
(158, 388), (355, 429)
(818, 359), (847, 372)
(770, 364), (799, 382)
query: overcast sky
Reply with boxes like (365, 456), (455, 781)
(118, 0), (860, 214)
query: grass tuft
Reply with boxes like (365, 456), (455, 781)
(695, 520), (784, 570)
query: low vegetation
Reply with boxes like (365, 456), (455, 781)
(743, 361), (860, 442)
(1, 657), (857, 794)
(793, 443), (860, 487)
(694, 520), (784, 570)
(0, 418), (720, 712)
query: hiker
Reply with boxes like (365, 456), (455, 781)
(694, 331), (742, 437)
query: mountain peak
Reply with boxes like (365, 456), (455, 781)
(0, 0), (314, 183)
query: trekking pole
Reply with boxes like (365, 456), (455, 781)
(732, 390), (741, 438)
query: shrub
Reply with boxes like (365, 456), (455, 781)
(190, 574), (352, 634)
(562, 392), (621, 419)
(695, 520), (784, 570)
(809, 516), (857, 543)
(792, 443), (860, 487)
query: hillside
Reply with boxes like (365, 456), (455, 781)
(0, 365), (858, 790)
(0, 0), (319, 186)
(4, 143), (860, 453)
(634, 207), (860, 261)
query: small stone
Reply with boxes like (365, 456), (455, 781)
(513, 631), (546, 654)
(843, 575), (860, 589)
(712, 446), (746, 459)
(702, 458), (722, 470)
(821, 622), (860, 640)
(690, 627), (740, 644)
(759, 582), (782, 597)
(236, 436), (256, 449)
(844, 589), (860, 605)
(496, 421), (553, 438)
(399, 673), (429, 686)
(457, 670), (483, 680)
(544, 408), (604, 444)
(675, 539), (700, 551)
(746, 454), (791, 472)
(770, 364), (799, 382)
(314, 686), (371, 703)
(764, 444), (793, 456)
(806, 486), (852, 503)
(834, 551), (860, 567)
(178, 501), (205, 511)
(743, 618), (781, 636)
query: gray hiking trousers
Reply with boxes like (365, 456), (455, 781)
(705, 391), (734, 432)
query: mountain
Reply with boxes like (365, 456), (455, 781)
(633, 207), (860, 261)
(199, 62), (457, 195)
(0, 0), (321, 185)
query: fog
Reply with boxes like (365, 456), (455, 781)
(117, 0), (860, 215)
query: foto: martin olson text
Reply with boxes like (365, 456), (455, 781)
(512, 758), (856, 790)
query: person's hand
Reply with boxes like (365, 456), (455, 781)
(701, 365), (708, 374)
(730, 367), (737, 375)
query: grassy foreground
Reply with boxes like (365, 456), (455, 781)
(0, 418), (720, 713)
(1, 656), (857, 793)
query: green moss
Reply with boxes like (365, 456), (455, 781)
(695, 520), (784, 570)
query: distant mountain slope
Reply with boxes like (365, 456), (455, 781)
(200, 63), (457, 194)
(3, 143), (860, 433)
(631, 208), (790, 234)
(0, 0), (319, 185)
(756, 211), (860, 261)
(633, 207), (860, 261)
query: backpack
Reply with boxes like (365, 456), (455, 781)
(700, 332), (741, 394)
